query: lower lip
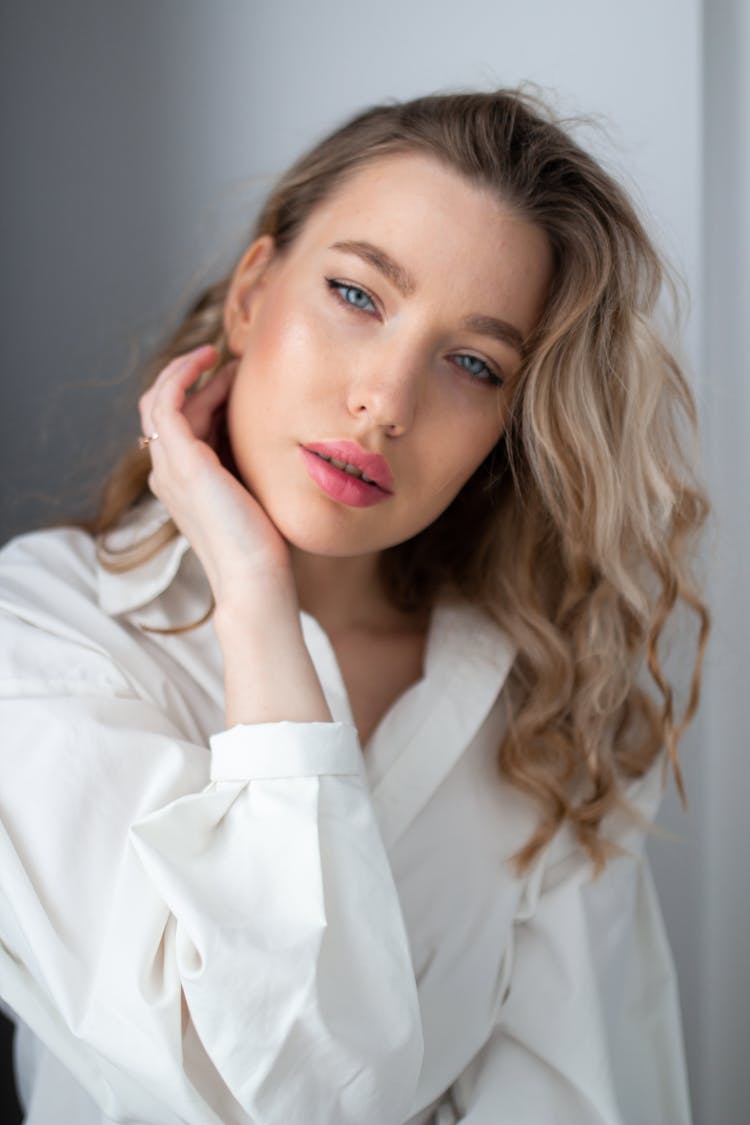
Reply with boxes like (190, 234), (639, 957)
(300, 448), (391, 508)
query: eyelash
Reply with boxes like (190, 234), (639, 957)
(326, 278), (378, 314)
(324, 278), (504, 388)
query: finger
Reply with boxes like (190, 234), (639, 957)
(153, 346), (221, 422)
(139, 345), (218, 443)
(139, 345), (218, 422)
(149, 364), (222, 452)
(146, 361), (235, 478)
(182, 365), (238, 441)
(154, 344), (218, 396)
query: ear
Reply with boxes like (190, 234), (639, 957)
(224, 235), (276, 354)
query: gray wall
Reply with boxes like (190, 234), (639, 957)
(702, 1), (750, 1119)
(0, 0), (703, 540)
(2, 3), (747, 1123)
(0, 2), (265, 539)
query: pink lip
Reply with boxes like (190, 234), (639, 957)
(300, 442), (394, 509)
(303, 441), (394, 493)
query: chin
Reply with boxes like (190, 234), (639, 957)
(267, 505), (385, 559)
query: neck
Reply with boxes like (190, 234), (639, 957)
(289, 548), (418, 636)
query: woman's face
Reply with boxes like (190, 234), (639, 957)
(225, 151), (552, 559)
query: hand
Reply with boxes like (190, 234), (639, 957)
(139, 345), (293, 611)
(140, 345), (330, 727)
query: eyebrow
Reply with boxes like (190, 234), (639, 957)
(329, 240), (417, 297)
(329, 238), (525, 355)
(460, 314), (525, 356)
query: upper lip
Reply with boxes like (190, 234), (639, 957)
(303, 441), (394, 493)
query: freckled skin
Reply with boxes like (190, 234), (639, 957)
(225, 152), (552, 560)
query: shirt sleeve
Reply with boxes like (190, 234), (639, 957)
(0, 622), (423, 1123)
(448, 759), (693, 1125)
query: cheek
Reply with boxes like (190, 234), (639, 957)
(248, 309), (309, 375)
(237, 300), (340, 408)
(226, 313), (310, 429)
(422, 399), (507, 499)
(427, 452), (490, 502)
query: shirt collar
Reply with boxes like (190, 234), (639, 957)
(95, 500), (519, 847)
(301, 598), (518, 849)
(365, 601), (518, 847)
(96, 497), (192, 616)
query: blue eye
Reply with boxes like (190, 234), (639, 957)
(453, 353), (503, 387)
(326, 279), (377, 313)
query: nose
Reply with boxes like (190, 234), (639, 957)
(346, 351), (420, 437)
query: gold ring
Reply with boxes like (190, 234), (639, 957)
(138, 432), (159, 449)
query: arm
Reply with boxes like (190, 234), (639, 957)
(0, 346), (424, 1122)
(449, 760), (692, 1125)
(0, 615), (422, 1124)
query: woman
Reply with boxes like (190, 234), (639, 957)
(0, 89), (708, 1124)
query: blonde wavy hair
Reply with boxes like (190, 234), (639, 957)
(91, 89), (710, 875)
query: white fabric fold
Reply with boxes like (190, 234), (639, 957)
(0, 515), (693, 1124)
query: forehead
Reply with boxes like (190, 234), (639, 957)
(301, 151), (512, 238)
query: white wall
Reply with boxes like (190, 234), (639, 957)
(3, 2), (743, 1121)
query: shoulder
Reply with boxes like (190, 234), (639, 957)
(0, 501), (196, 691)
(0, 496), (191, 626)
(0, 525), (130, 693)
(0, 523), (99, 605)
(0, 523), (102, 642)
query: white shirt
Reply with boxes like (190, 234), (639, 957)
(0, 500), (692, 1124)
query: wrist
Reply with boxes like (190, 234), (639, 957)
(213, 571), (299, 638)
(212, 583), (332, 729)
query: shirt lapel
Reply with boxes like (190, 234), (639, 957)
(368, 603), (517, 849)
(94, 508), (518, 852)
(301, 601), (517, 851)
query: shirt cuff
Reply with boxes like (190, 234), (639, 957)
(209, 721), (363, 782)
